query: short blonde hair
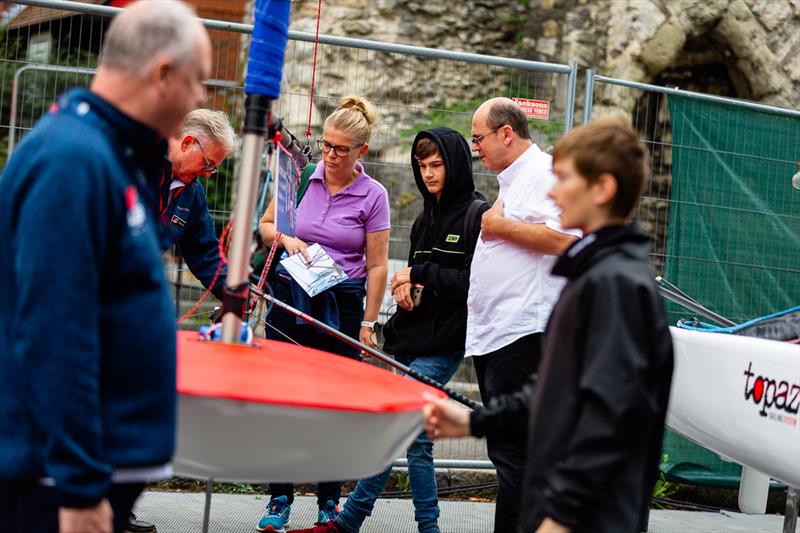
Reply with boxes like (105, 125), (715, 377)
(182, 109), (239, 155)
(323, 95), (378, 146)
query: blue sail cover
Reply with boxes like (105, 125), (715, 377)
(244, 0), (291, 98)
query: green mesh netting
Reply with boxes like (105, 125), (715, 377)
(659, 94), (800, 487)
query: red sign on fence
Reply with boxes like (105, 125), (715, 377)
(512, 97), (550, 121)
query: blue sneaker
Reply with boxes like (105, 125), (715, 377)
(256, 495), (291, 532)
(315, 500), (339, 525)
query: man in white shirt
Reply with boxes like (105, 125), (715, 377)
(466, 97), (579, 532)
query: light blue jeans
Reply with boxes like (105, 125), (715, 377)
(335, 352), (464, 533)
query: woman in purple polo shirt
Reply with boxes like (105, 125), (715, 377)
(255, 95), (390, 532)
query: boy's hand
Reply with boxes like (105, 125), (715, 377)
(391, 267), (412, 291)
(393, 282), (415, 310)
(481, 200), (505, 241)
(422, 392), (471, 439)
(535, 517), (571, 533)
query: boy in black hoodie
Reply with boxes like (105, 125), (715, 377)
(289, 128), (487, 533)
(423, 117), (674, 533)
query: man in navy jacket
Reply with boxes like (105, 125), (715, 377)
(0, 2), (211, 532)
(153, 109), (239, 299)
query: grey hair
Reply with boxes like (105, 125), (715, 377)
(99, 0), (203, 76)
(182, 109), (240, 155)
(486, 99), (532, 141)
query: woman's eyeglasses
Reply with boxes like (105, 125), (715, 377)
(316, 138), (362, 157)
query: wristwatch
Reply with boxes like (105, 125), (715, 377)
(360, 320), (376, 330)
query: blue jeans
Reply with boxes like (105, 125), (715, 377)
(336, 352), (464, 533)
(265, 277), (367, 507)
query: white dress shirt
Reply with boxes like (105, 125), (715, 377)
(465, 144), (581, 357)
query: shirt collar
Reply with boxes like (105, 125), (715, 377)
(497, 143), (542, 187)
(311, 161), (371, 197)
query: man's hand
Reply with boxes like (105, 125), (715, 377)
(393, 281), (415, 310)
(422, 392), (471, 440)
(480, 200), (505, 241)
(59, 500), (113, 533)
(535, 517), (571, 533)
(279, 235), (311, 263)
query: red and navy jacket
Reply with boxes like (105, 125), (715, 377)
(0, 88), (176, 507)
(150, 160), (226, 299)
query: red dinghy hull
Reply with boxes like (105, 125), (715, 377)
(174, 331), (444, 482)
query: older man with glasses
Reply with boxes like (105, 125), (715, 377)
(465, 97), (581, 533)
(152, 108), (239, 301)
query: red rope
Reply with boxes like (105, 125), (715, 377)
(248, 231), (282, 316)
(177, 218), (234, 324)
(305, 0), (323, 139)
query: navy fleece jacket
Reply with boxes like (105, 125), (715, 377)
(150, 160), (226, 299)
(0, 89), (176, 507)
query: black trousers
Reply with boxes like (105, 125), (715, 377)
(0, 480), (144, 533)
(472, 332), (543, 533)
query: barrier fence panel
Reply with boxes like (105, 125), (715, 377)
(1, 0), (579, 470)
(585, 74), (800, 487)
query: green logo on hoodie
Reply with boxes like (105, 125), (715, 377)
(445, 234), (460, 243)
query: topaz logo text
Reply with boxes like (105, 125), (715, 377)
(743, 362), (800, 418)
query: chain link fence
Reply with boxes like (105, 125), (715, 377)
(8, 0), (797, 481)
(584, 71), (800, 487)
(0, 0), (581, 470)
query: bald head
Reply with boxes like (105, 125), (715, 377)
(478, 97), (531, 141)
(471, 97), (533, 172)
(100, 0), (206, 78)
(92, 0), (211, 138)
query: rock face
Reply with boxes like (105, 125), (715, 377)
(288, 0), (799, 110)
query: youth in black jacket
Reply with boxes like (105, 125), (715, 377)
(470, 224), (674, 532)
(382, 127), (488, 356)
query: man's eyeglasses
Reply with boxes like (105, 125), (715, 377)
(194, 138), (219, 174)
(316, 138), (362, 157)
(470, 125), (503, 146)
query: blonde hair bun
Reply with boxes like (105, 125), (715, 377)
(339, 95), (377, 126)
(323, 95), (379, 145)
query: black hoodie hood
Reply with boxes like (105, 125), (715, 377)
(411, 127), (474, 213)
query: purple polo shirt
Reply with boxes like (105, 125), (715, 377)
(296, 161), (390, 279)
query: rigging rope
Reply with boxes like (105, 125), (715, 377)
(305, 0), (323, 140)
(177, 218), (234, 324)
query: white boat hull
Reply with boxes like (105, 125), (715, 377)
(667, 326), (800, 487)
(172, 332), (441, 483)
(175, 396), (422, 482)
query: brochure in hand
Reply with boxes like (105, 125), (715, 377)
(279, 243), (349, 297)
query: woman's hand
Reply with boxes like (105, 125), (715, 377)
(359, 325), (377, 350)
(280, 235), (311, 262)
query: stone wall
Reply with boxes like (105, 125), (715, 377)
(289, 0), (799, 111)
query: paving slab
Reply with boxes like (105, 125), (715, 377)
(135, 492), (797, 533)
